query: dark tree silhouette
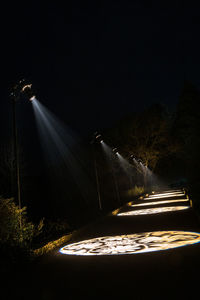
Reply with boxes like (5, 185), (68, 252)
(172, 80), (200, 185)
(106, 103), (172, 171)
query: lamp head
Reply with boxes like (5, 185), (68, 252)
(10, 79), (35, 102)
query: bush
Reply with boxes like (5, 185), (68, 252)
(126, 185), (144, 197)
(0, 197), (44, 249)
(32, 218), (71, 247)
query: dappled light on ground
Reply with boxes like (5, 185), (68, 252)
(59, 231), (200, 256)
(117, 206), (189, 216)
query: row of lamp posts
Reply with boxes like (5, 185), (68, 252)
(91, 132), (148, 211)
(9, 80), (149, 226)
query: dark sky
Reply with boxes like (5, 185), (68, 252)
(1, 0), (200, 139)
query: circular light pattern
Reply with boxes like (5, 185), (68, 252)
(132, 199), (189, 207)
(117, 206), (189, 216)
(153, 190), (183, 194)
(59, 231), (200, 256)
(144, 193), (185, 200)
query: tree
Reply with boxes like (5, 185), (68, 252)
(104, 103), (180, 189)
(172, 80), (200, 186)
(107, 103), (172, 170)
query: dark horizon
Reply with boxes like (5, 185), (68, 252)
(1, 1), (200, 140)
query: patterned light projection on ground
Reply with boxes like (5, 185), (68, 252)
(144, 193), (185, 200)
(132, 199), (189, 207)
(153, 190), (183, 194)
(117, 206), (189, 216)
(151, 191), (183, 195)
(59, 231), (200, 256)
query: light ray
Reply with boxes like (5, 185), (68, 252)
(31, 98), (95, 203)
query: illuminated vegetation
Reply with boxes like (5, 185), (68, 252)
(126, 185), (144, 197)
(0, 197), (44, 261)
(105, 103), (172, 172)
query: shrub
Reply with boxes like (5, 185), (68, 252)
(0, 197), (44, 248)
(126, 185), (144, 197)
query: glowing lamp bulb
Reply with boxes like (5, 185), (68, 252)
(29, 95), (36, 102)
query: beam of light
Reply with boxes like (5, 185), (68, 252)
(115, 152), (136, 191)
(132, 157), (145, 173)
(31, 98), (95, 203)
(144, 193), (185, 200)
(117, 206), (190, 216)
(117, 152), (133, 174)
(132, 198), (189, 207)
(59, 231), (200, 256)
(101, 141), (121, 203)
(132, 158), (164, 190)
(101, 141), (113, 158)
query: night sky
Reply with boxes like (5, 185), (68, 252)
(1, 1), (200, 140)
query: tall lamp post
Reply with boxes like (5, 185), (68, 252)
(10, 79), (34, 229)
(91, 133), (102, 210)
(112, 148), (121, 205)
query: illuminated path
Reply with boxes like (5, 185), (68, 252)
(26, 188), (200, 299)
(59, 189), (196, 256)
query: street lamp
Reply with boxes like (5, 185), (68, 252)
(91, 132), (102, 210)
(109, 148), (121, 205)
(10, 79), (34, 229)
(112, 148), (117, 153)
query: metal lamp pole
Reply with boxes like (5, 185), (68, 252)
(111, 149), (121, 205)
(91, 133), (102, 210)
(12, 96), (22, 228)
(10, 79), (34, 230)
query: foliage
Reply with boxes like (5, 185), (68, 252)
(32, 218), (71, 246)
(172, 80), (200, 178)
(106, 103), (174, 171)
(0, 197), (44, 248)
(126, 185), (144, 197)
(33, 233), (72, 257)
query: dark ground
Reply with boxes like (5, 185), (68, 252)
(2, 192), (200, 299)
